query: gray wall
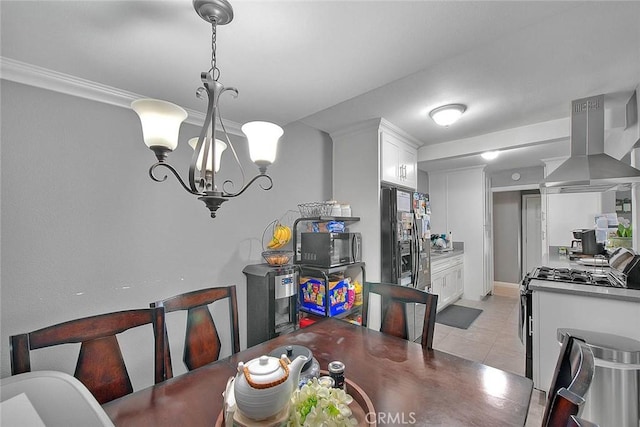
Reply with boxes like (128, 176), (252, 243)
(0, 80), (332, 386)
(492, 191), (521, 284)
(417, 169), (429, 194)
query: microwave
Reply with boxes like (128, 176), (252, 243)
(300, 232), (362, 267)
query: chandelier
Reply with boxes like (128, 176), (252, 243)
(131, 0), (283, 219)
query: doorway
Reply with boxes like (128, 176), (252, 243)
(522, 193), (542, 278)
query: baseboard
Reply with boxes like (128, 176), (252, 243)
(493, 281), (520, 297)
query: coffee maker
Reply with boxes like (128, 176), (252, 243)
(571, 229), (604, 257)
(243, 264), (298, 347)
(570, 229), (585, 257)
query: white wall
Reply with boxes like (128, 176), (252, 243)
(0, 80), (332, 386)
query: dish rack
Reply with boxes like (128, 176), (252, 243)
(298, 202), (333, 218)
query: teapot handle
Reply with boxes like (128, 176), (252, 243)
(243, 358), (290, 389)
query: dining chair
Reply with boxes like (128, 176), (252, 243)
(9, 307), (165, 405)
(150, 285), (240, 379)
(541, 332), (595, 427)
(361, 281), (439, 350)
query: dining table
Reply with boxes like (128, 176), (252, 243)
(103, 317), (534, 426)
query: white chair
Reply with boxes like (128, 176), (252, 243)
(1, 371), (114, 427)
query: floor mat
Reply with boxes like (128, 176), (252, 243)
(435, 305), (483, 329)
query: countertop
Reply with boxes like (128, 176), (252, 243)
(430, 241), (464, 262)
(529, 276), (640, 303)
(528, 250), (640, 301)
(430, 248), (464, 262)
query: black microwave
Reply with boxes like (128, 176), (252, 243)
(300, 232), (362, 267)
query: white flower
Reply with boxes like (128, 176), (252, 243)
(288, 378), (357, 427)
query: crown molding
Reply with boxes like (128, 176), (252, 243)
(0, 56), (243, 136)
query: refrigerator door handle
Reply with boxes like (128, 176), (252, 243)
(412, 221), (420, 289)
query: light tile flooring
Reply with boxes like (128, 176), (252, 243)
(431, 285), (546, 427)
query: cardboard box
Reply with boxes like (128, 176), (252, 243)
(299, 277), (351, 316)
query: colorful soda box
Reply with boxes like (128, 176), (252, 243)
(300, 277), (351, 316)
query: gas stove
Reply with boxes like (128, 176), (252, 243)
(531, 266), (625, 288)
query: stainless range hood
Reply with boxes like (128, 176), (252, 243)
(540, 93), (640, 193)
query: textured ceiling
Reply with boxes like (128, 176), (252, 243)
(2, 1), (639, 172)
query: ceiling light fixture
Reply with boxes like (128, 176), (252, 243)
(429, 104), (466, 127)
(481, 151), (500, 160)
(131, 0), (283, 219)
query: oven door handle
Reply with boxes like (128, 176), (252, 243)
(518, 293), (526, 344)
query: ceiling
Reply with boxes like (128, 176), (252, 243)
(2, 1), (639, 173)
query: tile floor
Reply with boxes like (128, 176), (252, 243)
(431, 285), (546, 427)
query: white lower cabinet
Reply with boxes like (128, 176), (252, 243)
(431, 254), (464, 311)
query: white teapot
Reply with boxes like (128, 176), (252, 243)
(233, 353), (308, 420)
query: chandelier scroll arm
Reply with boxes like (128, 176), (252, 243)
(222, 174), (273, 198)
(150, 162), (203, 196)
(189, 76), (218, 193)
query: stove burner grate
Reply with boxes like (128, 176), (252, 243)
(532, 266), (620, 287)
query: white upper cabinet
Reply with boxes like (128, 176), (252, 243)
(380, 127), (418, 189)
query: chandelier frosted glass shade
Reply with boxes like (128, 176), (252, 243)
(242, 121), (284, 170)
(429, 104), (466, 127)
(131, 99), (188, 150)
(188, 137), (227, 172)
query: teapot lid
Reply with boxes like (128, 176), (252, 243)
(246, 356), (282, 377)
(269, 345), (313, 372)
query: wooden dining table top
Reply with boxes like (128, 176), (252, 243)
(103, 317), (533, 426)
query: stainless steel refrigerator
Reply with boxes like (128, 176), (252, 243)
(380, 186), (431, 291)
(381, 186), (431, 342)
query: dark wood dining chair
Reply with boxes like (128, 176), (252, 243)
(9, 307), (165, 405)
(150, 285), (240, 379)
(542, 332), (595, 427)
(361, 281), (439, 350)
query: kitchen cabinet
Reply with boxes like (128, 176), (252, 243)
(431, 254), (464, 311)
(531, 286), (640, 394)
(429, 167), (492, 300)
(381, 130), (417, 189)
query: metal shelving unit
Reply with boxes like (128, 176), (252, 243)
(293, 217), (365, 324)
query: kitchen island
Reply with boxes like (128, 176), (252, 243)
(529, 270), (640, 394)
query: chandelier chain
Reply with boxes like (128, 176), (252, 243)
(210, 21), (220, 81)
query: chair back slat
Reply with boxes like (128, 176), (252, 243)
(380, 300), (409, 340)
(184, 306), (222, 370)
(27, 310), (162, 349)
(76, 336), (133, 404)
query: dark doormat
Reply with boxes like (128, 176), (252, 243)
(436, 305), (483, 329)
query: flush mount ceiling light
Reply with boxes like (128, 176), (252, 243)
(481, 151), (500, 160)
(429, 104), (466, 127)
(131, 0), (283, 219)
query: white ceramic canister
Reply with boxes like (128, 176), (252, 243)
(341, 204), (351, 217)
